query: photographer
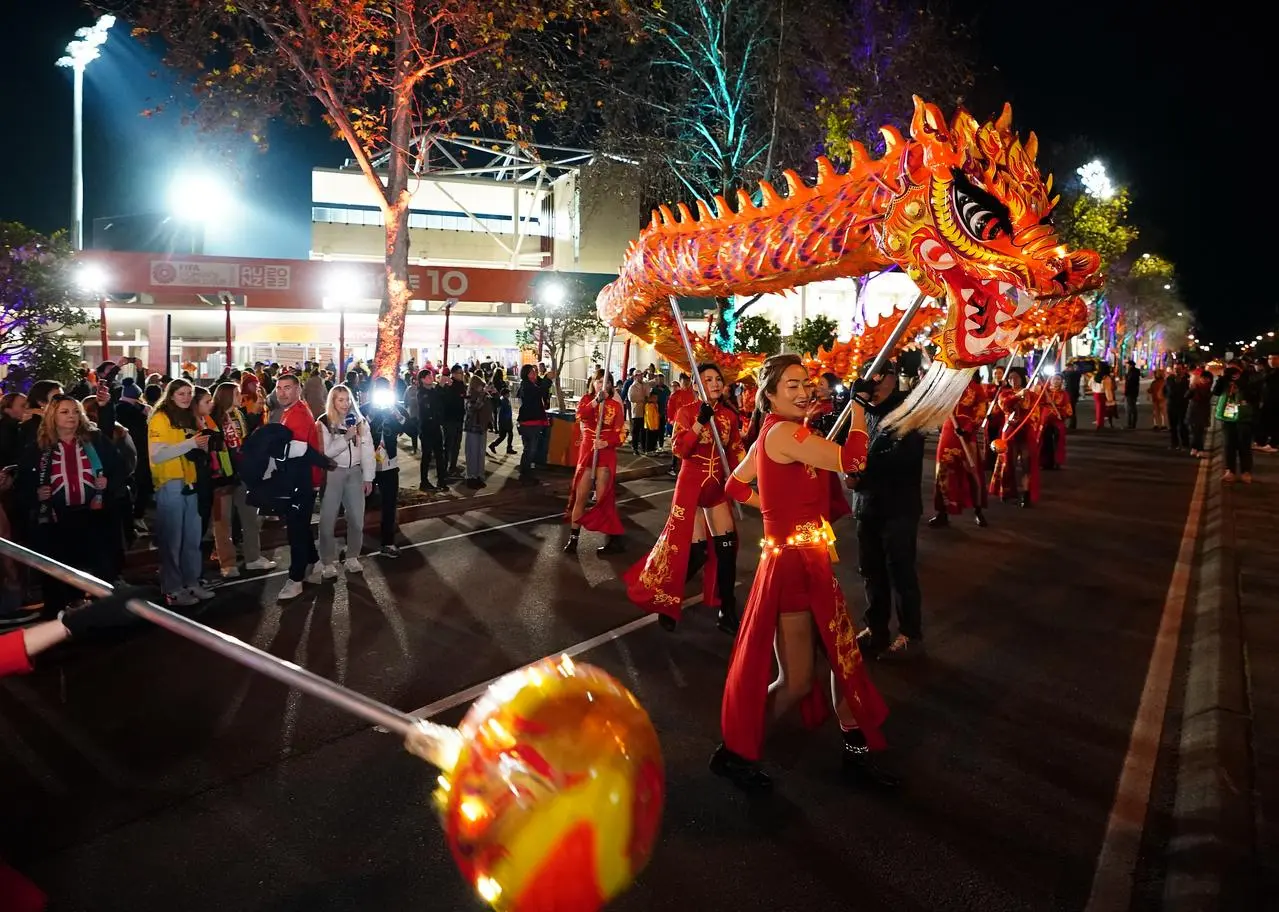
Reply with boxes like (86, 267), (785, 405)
(366, 378), (406, 557)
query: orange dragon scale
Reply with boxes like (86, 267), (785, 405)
(597, 96), (1102, 390)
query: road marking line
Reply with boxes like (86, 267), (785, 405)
(215, 486), (674, 591)
(1084, 432), (1210, 911)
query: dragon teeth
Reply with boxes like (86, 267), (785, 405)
(965, 304), (979, 317)
(965, 318), (980, 331)
(995, 311), (1012, 324)
(960, 287), (976, 302)
(998, 281), (1013, 296)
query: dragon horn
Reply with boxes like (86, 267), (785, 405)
(995, 102), (1014, 132)
(782, 169), (807, 198)
(1025, 131), (1038, 161)
(695, 199), (714, 221)
(758, 180), (784, 208)
(676, 202), (694, 223)
(815, 156), (837, 185)
(658, 204), (675, 226)
(735, 188), (756, 212)
(713, 194), (733, 218)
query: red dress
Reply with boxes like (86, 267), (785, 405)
(1038, 387), (1071, 467)
(720, 414), (888, 762)
(934, 378), (988, 514)
(565, 394), (626, 535)
(623, 400), (744, 620)
(988, 388), (1041, 503)
(982, 382), (1005, 448)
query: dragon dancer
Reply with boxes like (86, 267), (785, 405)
(623, 363), (744, 634)
(1037, 374), (1072, 469)
(989, 366), (1040, 507)
(929, 371), (990, 528)
(564, 370), (626, 556)
(713, 354), (895, 792)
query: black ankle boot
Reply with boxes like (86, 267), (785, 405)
(710, 743), (772, 791)
(974, 508), (988, 528)
(712, 532), (739, 634)
(1020, 492), (1031, 508)
(563, 530), (579, 553)
(842, 729), (901, 790)
(927, 512), (949, 528)
(596, 535), (625, 555)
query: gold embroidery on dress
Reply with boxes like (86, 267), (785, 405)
(829, 583), (863, 684)
(638, 534), (676, 589)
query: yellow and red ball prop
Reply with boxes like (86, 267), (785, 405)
(432, 655), (665, 912)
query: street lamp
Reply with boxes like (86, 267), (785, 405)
(1078, 159), (1115, 200)
(77, 262), (110, 360)
(57, 14), (115, 251)
(325, 270), (365, 372)
(168, 171), (232, 253)
(535, 280), (566, 361)
(1163, 284), (1171, 290)
(442, 297), (459, 368)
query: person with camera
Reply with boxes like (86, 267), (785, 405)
(146, 380), (213, 609)
(316, 384), (375, 575)
(366, 377), (407, 557)
(414, 368), (448, 492)
(206, 381), (273, 578)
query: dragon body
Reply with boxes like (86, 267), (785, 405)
(597, 97), (1101, 389)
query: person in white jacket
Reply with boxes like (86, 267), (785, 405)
(316, 385), (375, 577)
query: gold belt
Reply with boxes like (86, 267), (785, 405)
(760, 519), (838, 561)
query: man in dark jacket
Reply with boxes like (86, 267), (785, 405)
(1124, 360), (1141, 429)
(851, 360), (926, 660)
(1164, 364), (1191, 450)
(440, 365), (466, 478)
(414, 369), (448, 491)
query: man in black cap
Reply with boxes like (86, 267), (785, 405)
(850, 359), (926, 660)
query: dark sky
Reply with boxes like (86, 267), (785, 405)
(2, 0), (1268, 348)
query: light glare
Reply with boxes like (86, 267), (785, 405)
(1077, 159), (1115, 200)
(56, 15), (115, 70)
(168, 171), (233, 222)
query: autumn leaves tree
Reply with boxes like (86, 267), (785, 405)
(116, 0), (619, 379)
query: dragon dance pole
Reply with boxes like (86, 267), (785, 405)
(589, 326), (618, 485)
(826, 292), (929, 441)
(0, 536), (461, 768)
(668, 296), (742, 522)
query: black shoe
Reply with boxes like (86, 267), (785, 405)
(381, 545), (401, 558)
(927, 512), (949, 528)
(710, 744), (772, 792)
(1019, 492), (1031, 508)
(974, 509), (988, 528)
(658, 614), (678, 632)
(716, 600), (740, 635)
(564, 533), (579, 554)
(842, 737), (901, 790)
(488, 443), (497, 454)
(856, 628), (888, 660)
(596, 536), (625, 556)
(506, 448), (517, 455)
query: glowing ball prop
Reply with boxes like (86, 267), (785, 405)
(433, 656), (665, 912)
(991, 438), (1008, 454)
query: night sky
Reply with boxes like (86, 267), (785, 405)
(2, 0), (1267, 349)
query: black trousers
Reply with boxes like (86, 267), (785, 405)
(35, 509), (116, 614)
(442, 420), (463, 475)
(1223, 422), (1254, 474)
(630, 416), (645, 452)
(1167, 405), (1190, 448)
(1067, 393), (1079, 430)
(418, 427), (446, 487)
(856, 513), (923, 642)
(1256, 406), (1279, 448)
(374, 468), (399, 547)
(286, 488), (318, 582)
(1125, 395), (1139, 428)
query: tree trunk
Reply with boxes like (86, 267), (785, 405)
(372, 0), (415, 381)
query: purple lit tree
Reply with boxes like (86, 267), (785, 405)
(0, 223), (94, 390)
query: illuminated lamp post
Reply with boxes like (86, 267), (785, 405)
(168, 171), (232, 254)
(442, 296), (458, 368)
(57, 14), (115, 251)
(325, 271), (365, 373)
(77, 263), (110, 360)
(536, 280), (565, 361)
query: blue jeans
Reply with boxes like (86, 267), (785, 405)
(518, 426), (541, 476)
(534, 424), (550, 466)
(154, 479), (203, 595)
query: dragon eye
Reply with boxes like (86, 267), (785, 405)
(954, 187), (1006, 242)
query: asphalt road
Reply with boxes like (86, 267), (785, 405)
(1, 427), (1204, 911)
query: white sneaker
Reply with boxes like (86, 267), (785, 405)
(306, 563), (324, 584)
(188, 584), (216, 601)
(221, 566), (241, 580)
(344, 558), (363, 574)
(321, 563), (339, 579)
(244, 557), (278, 572)
(278, 579), (304, 601)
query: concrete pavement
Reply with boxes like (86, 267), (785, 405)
(0, 426), (1243, 911)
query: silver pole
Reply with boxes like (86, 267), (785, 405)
(0, 536), (417, 739)
(826, 292), (929, 440)
(71, 64), (84, 251)
(590, 326), (618, 480)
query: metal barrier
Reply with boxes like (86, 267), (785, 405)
(0, 536), (423, 742)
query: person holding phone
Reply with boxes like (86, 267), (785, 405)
(316, 385), (375, 575)
(147, 379), (213, 609)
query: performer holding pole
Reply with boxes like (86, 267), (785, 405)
(623, 359), (746, 634)
(564, 366), (627, 556)
(928, 371), (990, 528)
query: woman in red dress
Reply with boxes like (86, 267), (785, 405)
(930, 372), (990, 528)
(564, 370), (626, 555)
(624, 363), (744, 634)
(1037, 374), (1072, 469)
(712, 354), (895, 792)
(988, 367), (1041, 507)
(983, 365), (1007, 468)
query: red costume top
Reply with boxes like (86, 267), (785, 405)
(1036, 384), (1071, 467)
(565, 394), (626, 535)
(666, 387), (698, 428)
(623, 399), (744, 619)
(0, 630), (33, 678)
(721, 414), (887, 761)
(989, 387), (1041, 502)
(934, 377), (988, 514)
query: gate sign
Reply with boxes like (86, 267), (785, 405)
(150, 260), (291, 290)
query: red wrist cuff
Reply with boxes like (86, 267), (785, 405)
(840, 429), (869, 474)
(725, 474), (752, 503)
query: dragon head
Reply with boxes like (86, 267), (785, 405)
(870, 97), (1101, 368)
